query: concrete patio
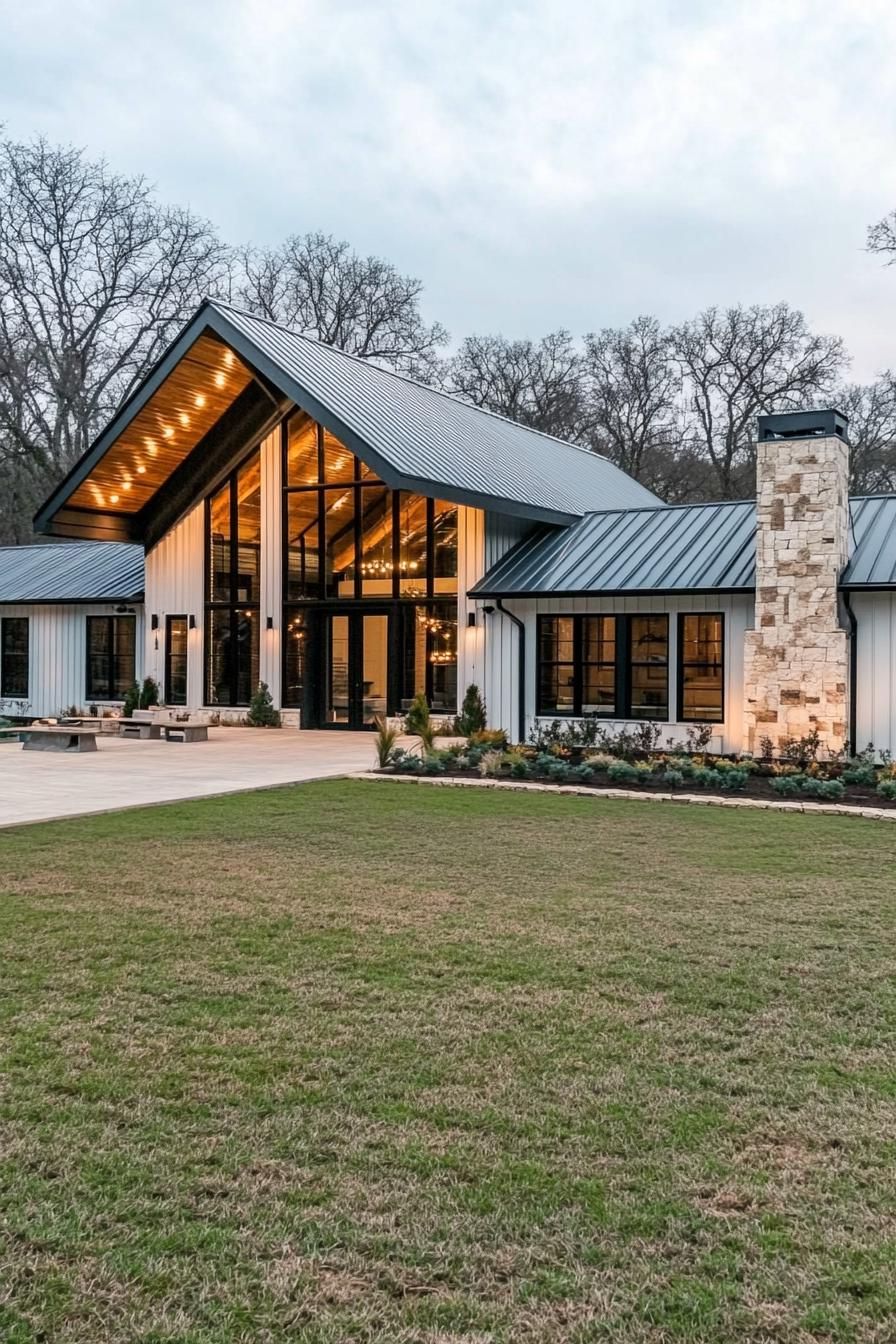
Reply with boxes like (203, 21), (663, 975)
(0, 727), (377, 828)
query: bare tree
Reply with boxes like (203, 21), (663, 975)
(836, 377), (896, 494)
(446, 330), (586, 441)
(581, 315), (682, 488)
(235, 232), (447, 381)
(0, 136), (230, 541)
(669, 303), (848, 498)
(867, 210), (896, 263)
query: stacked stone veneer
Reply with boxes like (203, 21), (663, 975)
(743, 432), (850, 756)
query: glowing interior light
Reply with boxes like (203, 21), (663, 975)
(110, 493), (120, 503)
(136, 464), (146, 475)
(179, 412), (190, 428)
(195, 394), (206, 408)
(224, 350), (235, 367)
(162, 426), (174, 439)
(123, 481), (132, 491)
(214, 372), (226, 387)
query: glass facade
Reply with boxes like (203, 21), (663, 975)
(86, 615), (136, 700)
(282, 412), (458, 722)
(205, 449), (261, 706)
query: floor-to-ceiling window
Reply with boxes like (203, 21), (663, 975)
(282, 413), (458, 724)
(205, 450), (261, 706)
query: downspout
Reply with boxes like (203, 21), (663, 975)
(494, 598), (526, 745)
(842, 589), (858, 757)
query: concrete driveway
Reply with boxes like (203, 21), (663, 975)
(0, 727), (376, 828)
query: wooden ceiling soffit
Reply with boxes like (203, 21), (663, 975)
(67, 333), (257, 514)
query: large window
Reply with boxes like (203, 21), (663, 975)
(283, 414), (458, 602)
(537, 614), (670, 720)
(205, 450), (261, 705)
(86, 615), (136, 700)
(1, 617), (29, 699)
(282, 413), (458, 714)
(678, 613), (724, 722)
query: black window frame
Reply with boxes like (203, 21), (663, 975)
(0, 616), (29, 700)
(204, 447), (261, 707)
(677, 612), (725, 723)
(165, 614), (189, 707)
(85, 614), (136, 701)
(536, 613), (671, 721)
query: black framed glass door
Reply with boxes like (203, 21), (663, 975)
(322, 609), (389, 729)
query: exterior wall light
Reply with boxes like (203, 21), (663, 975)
(188, 615), (197, 630)
(266, 616), (274, 629)
(150, 614), (159, 630)
(467, 611), (476, 627)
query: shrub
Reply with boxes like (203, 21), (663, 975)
(373, 716), (399, 768)
(534, 752), (560, 776)
(584, 753), (618, 773)
(545, 759), (571, 782)
(469, 728), (508, 749)
(607, 761), (640, 785)
(456, 684), (487, 736)
(394, 753), (422, 774)
(719, 768), (749, 791)
(466, 747), (484, 769)
(692, 767), (723, 788)
(406, 693), (436, 753)
(568, 764), (594, 784)
(246, 682), (281, 727)
(510, 756), (531, 780)
(877, 778), (896, 800)
(800, 776), (845, 801)
(661, 768), (685, 789)
(139, 677), (160, 710)
(529, 719), (602, 750)
(422, 753), (446, 775)
(771, 774), (805, 797)
(683, 723), (714, 753)
(841, 762), (878, 787)
(122, 683), (140, 718)
(666, 755), (696, 778)
(478, 749), (509, 778)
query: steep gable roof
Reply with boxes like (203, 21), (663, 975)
(0, 543), (144, 604)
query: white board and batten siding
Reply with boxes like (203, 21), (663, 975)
(0, 602), (145, 719)
(143, 428), (283, 718)
(852, 592), (896, 756)
(482, 591), (753, 753)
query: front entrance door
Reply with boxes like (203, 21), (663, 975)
(323, 610), (389, 729)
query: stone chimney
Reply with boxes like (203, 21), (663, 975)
(743, 409), (851, 757)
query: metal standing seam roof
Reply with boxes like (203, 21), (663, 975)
(203, 301), (660, 522)
(472, 496), (896, 597)
(0, 543), (144, 604)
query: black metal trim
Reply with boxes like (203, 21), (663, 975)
(534, 612), (671, 724)
(0, 615), (29, 700)
(85, 613), (137, 702)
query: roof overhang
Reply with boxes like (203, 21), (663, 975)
(36, 302), (580, 542)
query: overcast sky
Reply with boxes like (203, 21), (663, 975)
(2, 0), (895, 380)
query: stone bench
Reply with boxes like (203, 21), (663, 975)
(17, 728), (98, 753)
(162, 724), (208, 743)
(117, 719), (163, 740)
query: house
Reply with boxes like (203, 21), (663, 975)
(0, 541), (144, 718)
(29, 301), (896, 757)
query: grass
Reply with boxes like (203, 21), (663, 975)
(0, 780), (895, 1342)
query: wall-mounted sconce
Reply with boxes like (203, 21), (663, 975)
(188, 614), (197, 630)
(266, 615), (274, 630)
(482, 604), (495, 616)
(150, 613), (159, 630)
(467, 611), (476, 627)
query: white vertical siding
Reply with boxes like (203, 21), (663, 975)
(144, 500), (205, 708)
(852, 592), (896, 755)
(457, 506), (486, 699)
(0, 603), (145, 719)
(483, 591), (753, 752)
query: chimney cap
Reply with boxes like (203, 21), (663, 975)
(757, 408), (849, 444)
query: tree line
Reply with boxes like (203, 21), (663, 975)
(1, 134), (894, 542)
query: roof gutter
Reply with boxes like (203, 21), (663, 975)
(493, 598), (526, 745)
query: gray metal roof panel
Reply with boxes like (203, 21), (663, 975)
(207, 301), (660, 521)
(471, 501), (757, 596)
(0, 543), (144, 603)
(842, 496), (896, 587)
(474, 495), (896, 596)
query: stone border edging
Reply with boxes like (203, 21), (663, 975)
(352, 772), (896, 821)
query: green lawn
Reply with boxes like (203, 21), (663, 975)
(1, 781), (895, 1343)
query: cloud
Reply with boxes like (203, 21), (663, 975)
(2, 0), (895, 377)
